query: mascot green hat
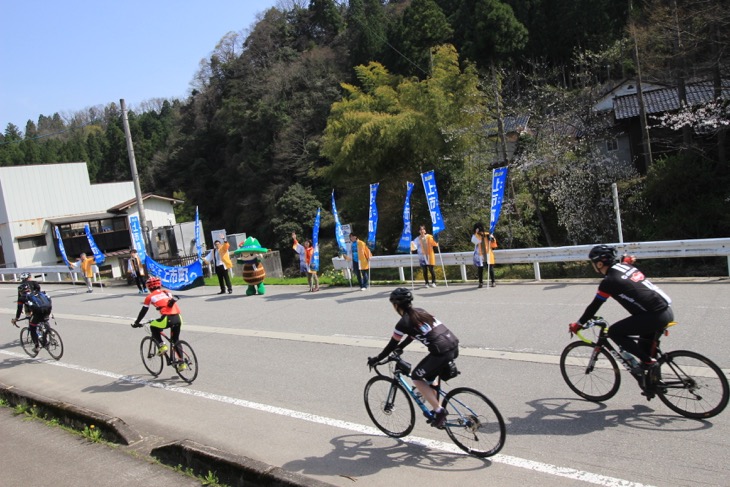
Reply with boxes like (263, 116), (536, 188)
(233, 236), (268, 255)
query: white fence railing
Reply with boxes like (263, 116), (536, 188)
(332, 238), (730, 281)
(0, 265), (102, 286)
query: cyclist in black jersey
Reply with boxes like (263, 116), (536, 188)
(569, 245), (673, 369)
(368, 288), (459, 428)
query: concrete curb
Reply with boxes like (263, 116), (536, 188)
(0, 382), (335, 487)
(152, 440), (335, 487)
(0, 381), (141, 445)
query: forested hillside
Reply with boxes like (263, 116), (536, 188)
(2, 0), (728, 273)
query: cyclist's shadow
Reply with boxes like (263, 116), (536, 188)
(505, 397), (713, 435)
(282, 434), (490, 480)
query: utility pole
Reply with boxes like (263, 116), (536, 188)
(120, 98), (153, 256)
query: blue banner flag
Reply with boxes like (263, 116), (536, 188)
(146, 257), (204, 290)
(421, 170), (446, 236)
(195, 206), (202, 260)
(129, 216), (148, 264)
(489, 167), (508, 234)
(84, 224), (106, 265)
(54, 227), (70, 266)
(367, 183), (379, 250)
(396, 182), (415, 253)
(311, 207), (321, 272)
(332, 191), (347, 255)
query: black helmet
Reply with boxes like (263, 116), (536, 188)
(588, 245), (617, 265)
(389, 287), (413, 308)
(18, 283), (31, 293)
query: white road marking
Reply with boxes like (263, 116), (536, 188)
(0, 349), (653, 487)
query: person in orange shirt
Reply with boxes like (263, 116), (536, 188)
(471, 223), (498, 288)
(292, 232), (320, 292)
(69, 252), (96, 293)
(204, 234), (233, 294)
(345, 232), (372, 290)
(412, 224), (439, 287)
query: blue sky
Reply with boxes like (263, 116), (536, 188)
(0, 1), (277, 131)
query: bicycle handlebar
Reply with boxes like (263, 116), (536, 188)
(369, 350), (411, 377)
(574, 317), (608, 344)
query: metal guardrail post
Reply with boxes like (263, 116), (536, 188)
(460, 265), (467, 281)
(534, 262), (541, 281)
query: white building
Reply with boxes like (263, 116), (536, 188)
(0, 162), (181, 277)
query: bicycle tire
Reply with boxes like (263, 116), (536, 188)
(560, 341), (621, 402)
(45, 328), (64, 360)
(140, 337), (164, 376)
(656, 350), (729, 419)
(364, 376), (415, 438)
(443, 387), (506, 458)
(19, 327), (38, 358)
(173, 340), (198, 383)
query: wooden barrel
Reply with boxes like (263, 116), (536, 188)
(242, 263), (266, 285)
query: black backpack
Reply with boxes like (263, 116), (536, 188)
(29, 291), (52, 313)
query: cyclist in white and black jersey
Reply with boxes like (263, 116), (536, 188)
(569, 245), (673, 369)
(368, 288), (459, 428)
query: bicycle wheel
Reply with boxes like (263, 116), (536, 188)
(19, 327), (38, 358)
(656, 350), (729, 419)
(560, 341), (621, 402)
(442, 387), (506, 458)
(364, 376), (415, 438)
(140, 337), (163, 376)
(173, 340), (198, 383)
(45, 329), (64, 360)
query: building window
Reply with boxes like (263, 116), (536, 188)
(18, 234), (48, 249)
(606, 138), (619, 152)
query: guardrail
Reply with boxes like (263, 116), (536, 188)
(0, 265), (103, 286)
(332, 238), (730, 281)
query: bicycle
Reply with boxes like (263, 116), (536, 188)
(560, 317), (729, 419)
(14, 316), (64, 360)
(136, 322), (198, 383)
(364, 351), (506, 458)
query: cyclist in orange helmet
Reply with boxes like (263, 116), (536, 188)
(131, 276), (185, 369)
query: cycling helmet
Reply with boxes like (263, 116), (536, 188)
(588, 245), (618, 265)
(147, 276), (162, 290)
(389, 287), (413, 308)
(18, 283), (31, 293)
(20, 272), (31, 280)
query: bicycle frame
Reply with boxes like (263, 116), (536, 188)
(142, 322), (182, 365)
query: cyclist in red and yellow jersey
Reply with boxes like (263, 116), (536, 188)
(131, 277), (184, 367)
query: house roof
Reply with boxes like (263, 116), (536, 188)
(614, 81), (730, 120)
(484, 115), (530, 137)
(108, 193), (183, 212)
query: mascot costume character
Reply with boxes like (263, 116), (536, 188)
(234, 237), (268, 296)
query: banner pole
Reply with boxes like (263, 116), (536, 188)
(437, 245), (448, 287)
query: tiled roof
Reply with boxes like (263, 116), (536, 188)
(614, 81), (730, 120)
(484, 115), (530, 136)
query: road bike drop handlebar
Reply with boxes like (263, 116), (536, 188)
(571, 317), (610, 344)
(369, 349), (412, 378)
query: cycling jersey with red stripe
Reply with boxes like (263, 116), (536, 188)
(143, 289), (181, 315)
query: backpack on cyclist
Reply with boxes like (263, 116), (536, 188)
(28, 291), (52, 314)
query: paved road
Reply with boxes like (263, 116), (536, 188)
(1, 279), (728, 487)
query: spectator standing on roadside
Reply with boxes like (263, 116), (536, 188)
(412, 224), (439, 287)
(127, 249), (148, 294)
(203, 234), (233, 294)
(69, 252), (96, 293)
(292, 232), (320, 292)
(471, 223), (497, 288)
(345, 232), (372, 290)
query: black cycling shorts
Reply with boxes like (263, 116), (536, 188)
(411, 348), (459, 382)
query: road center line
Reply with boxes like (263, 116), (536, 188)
(0, 350), (653, 487)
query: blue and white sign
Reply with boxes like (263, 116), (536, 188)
(146, 257), (204, 290)
(367, 183), (379, 250)
(489, 167), (508, 234)
(311, 207), (321, 272)
(396, 181), (415, 253)
(332, 190), (347, 255)
(194, 206), (202, 260)
(129, 215), (148, 264)
(54, 226), (70, 266)
(421, 170), (446, 236)
(84, 224), (106, 265)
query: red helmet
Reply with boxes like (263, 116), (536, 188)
(147, 277), (162, 290)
